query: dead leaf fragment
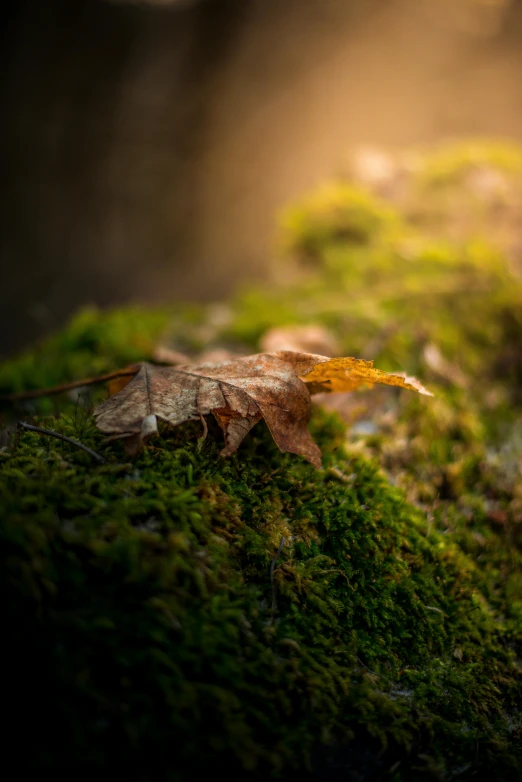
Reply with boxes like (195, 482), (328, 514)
(93, 351), (431, 467)
(260, 325), (340, 356)
(423, 343), (468, 388)
(152, 346), (192, 366)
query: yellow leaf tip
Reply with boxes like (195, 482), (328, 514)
(402, 376), (434, 396)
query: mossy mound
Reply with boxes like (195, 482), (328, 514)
(3, 407), (521, 780)
(2, 140), (522, 781)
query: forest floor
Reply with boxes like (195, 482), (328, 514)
(2, 140), (522, 781)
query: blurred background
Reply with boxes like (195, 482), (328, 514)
(3, 0), (522, 357)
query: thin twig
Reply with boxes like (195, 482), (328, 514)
(270, 536), (286, 616)
(356, 656), (394, 687)
(318, 568), (353, 589)
(18, 421), (105, 464)
(449, 605), (481, 621)
(1, 366), (139, 402)
(423, 604), (445, 616)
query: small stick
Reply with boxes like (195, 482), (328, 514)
(270, 536), (286, 615)
(356, 656), (393, 688)
(318, 568), (353, 589)
(17, 421), (106, 464)
(449, 605), (481, 621)
(0, 366), (140, 402)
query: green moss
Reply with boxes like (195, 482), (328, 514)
(0, 306), (171, 394)
(279, 182), (399, 259)
(229, 233), (522, 389)
(2, 406), (521, 779)
(2, 139), (522, 780)
(418, 140), (522, 188)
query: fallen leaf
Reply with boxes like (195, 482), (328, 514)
(422, 342), (468, 388)
(152, 345), (239, 366)
(93, 351), (431, 467)
(260, 324), (340, 356)
(295, 353), (433, 397)
(152, 346), (192, 365)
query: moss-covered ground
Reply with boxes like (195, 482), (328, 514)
(2, 141), (522, 780)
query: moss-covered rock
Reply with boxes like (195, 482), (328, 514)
(2, 140), (522, 781)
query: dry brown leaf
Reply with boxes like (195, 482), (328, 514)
(152, 345), (240, 366)
(93, 351), (432, 467)
(260, 325), (340, 357)
(422, 343), (468, 388)
(152, 346), (192, 365)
